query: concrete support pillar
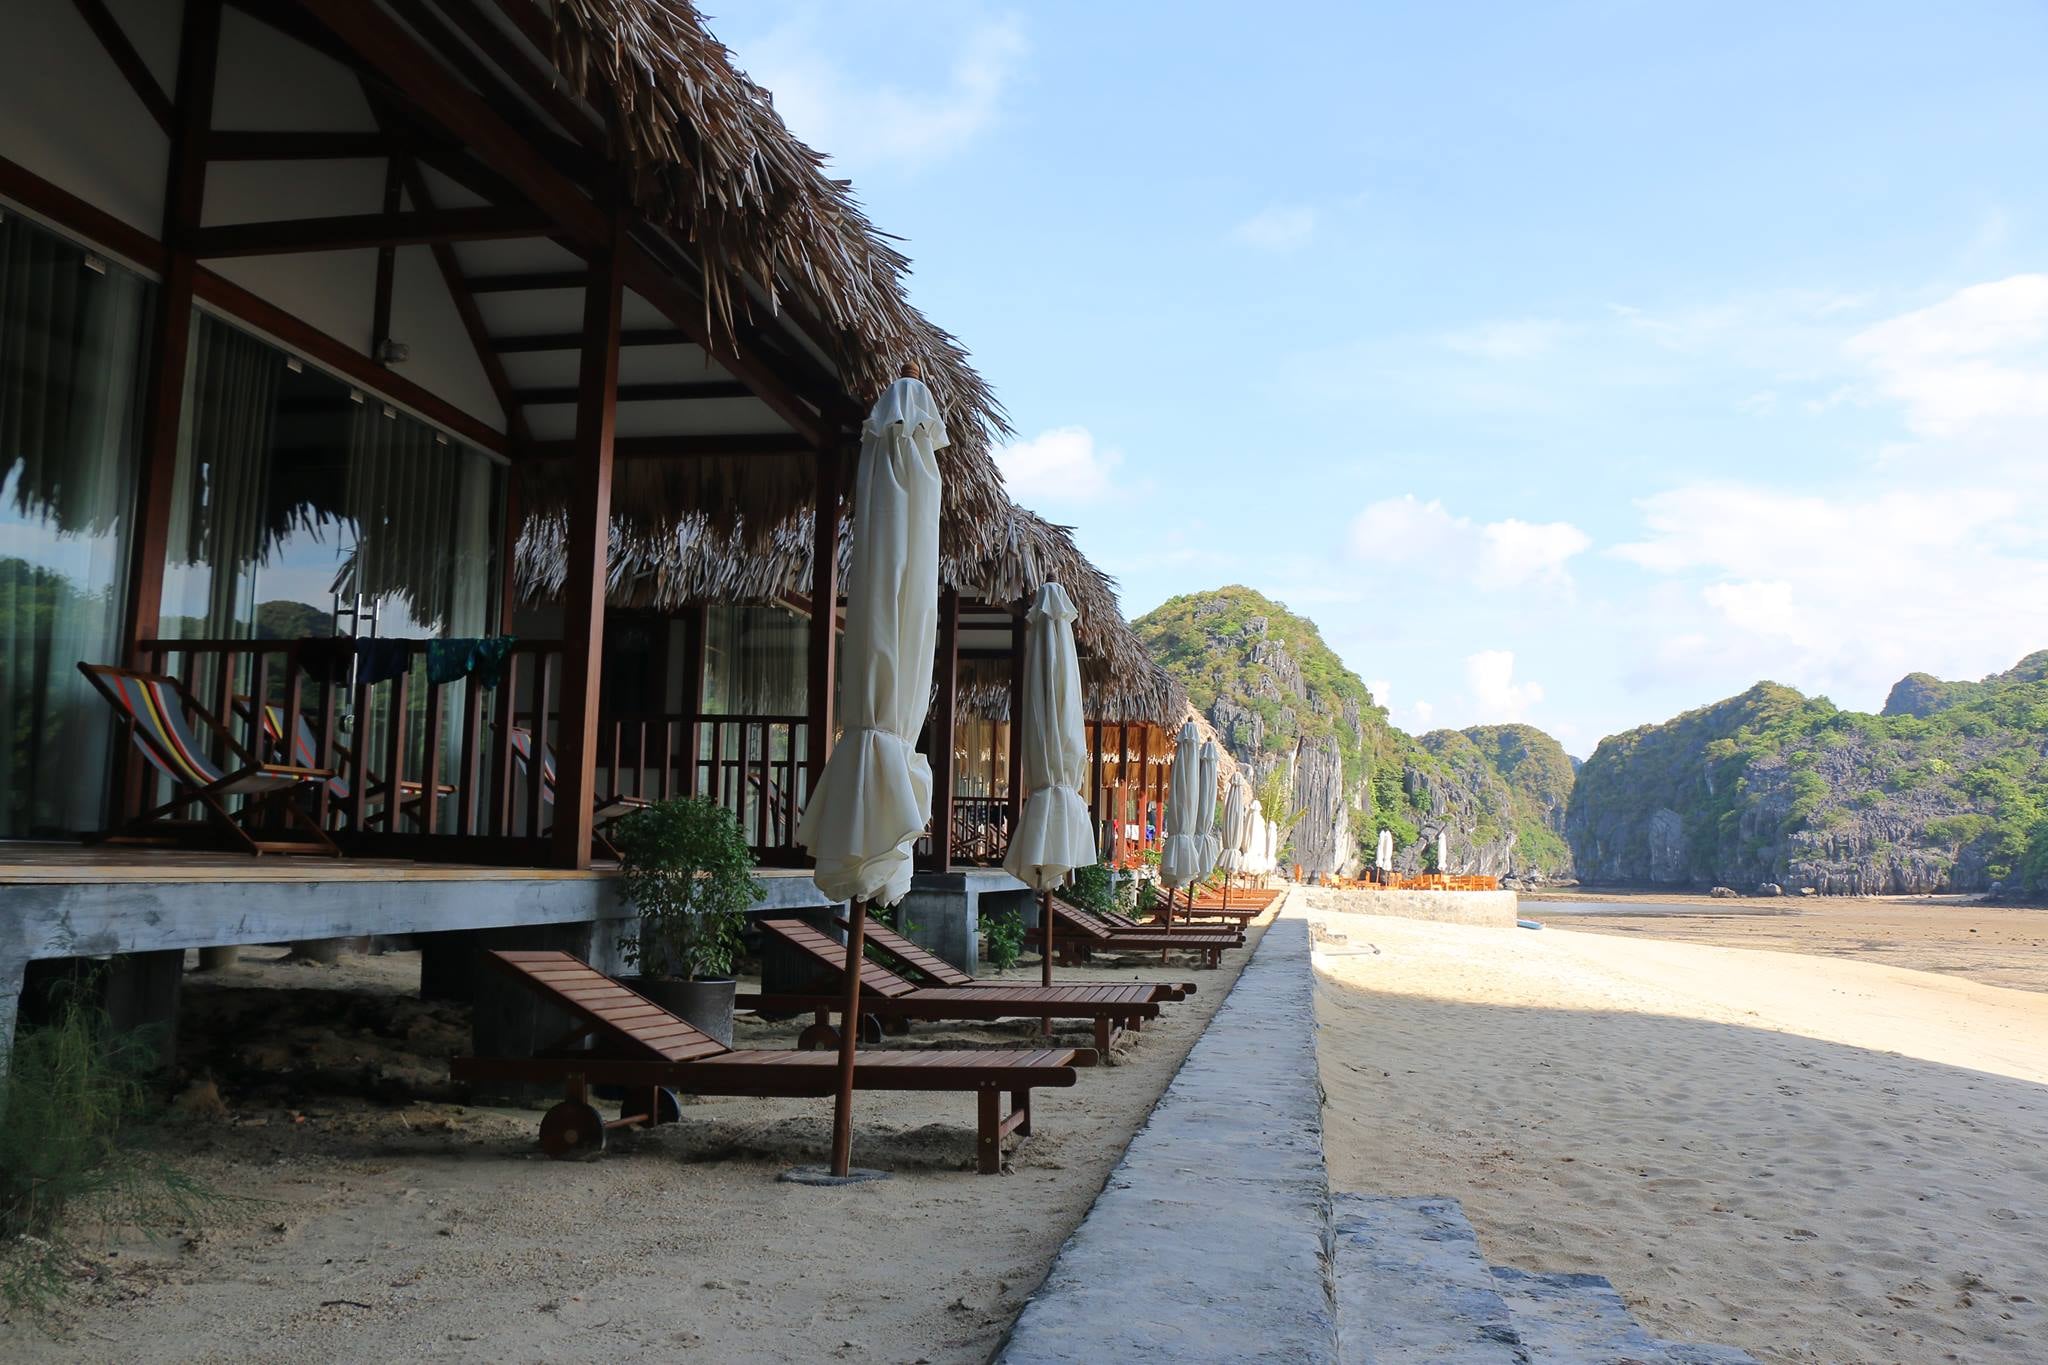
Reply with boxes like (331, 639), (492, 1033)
(286, 938), (345, 965)
(196, 946), (240, 971)
(0, 955), (25, 1079)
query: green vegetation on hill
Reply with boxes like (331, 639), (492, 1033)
(1134, 586), (1574, 879)
(1567, 654), (2048, 896)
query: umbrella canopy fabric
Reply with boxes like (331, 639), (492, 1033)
(1436, 830), (1449, 873)
(1375, 828), (1394, 873)
(1002, 582), (1096, 891)
(1267, 818), (1283, 876)
(1157, 721), (1205, 889)
(1218, 777), (1252, 873)
(1195, 740), (1222, 876)
(797, 377), (945, 908)
(1245, 798), (1265, 873)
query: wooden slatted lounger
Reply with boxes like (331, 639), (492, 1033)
(449, 951), (1093, 1173)
(1049, 899), (1242, 969)
(848, 917), (1197, 1000)
(740, 920), (1187, 1053)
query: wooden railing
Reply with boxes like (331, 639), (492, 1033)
(133, 637), (566, 859)
(596, 712), (809, 864)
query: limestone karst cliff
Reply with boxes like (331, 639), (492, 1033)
(1133, 586), (1576, 881)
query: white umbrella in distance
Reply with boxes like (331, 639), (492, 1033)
(1267, 817), (1283, 879)
(1245, 798), (1265, 876)
(795, 373), (944, 1178)
(1157, 721), (1205, 928)
(1375, 828), (1394, 874)
(1219, 776), (1250, 874)
(1194, 739), (1221, 877)
(1002, 582), (1096, 995)
(1436, 830), (1449, 875)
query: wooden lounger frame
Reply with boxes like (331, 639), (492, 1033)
(740, 919), (1188, 1053)
(450, 950), (1093, 1173)
(848, 917), (1196, 1000)
(1049, 899), (1242, 969)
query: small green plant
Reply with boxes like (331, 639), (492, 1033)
(1066, 862), (1116, 915)
(612, 796), (762, 980)
(1, 981), (215, 1317)
(983, 909), (1025, 971)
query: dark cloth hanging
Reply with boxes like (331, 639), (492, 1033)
(425, 635), (518, 689)
(355, 637), (413, 685)
(296, 635), (355, 683)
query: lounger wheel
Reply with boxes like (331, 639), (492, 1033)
(880, 1015), (912, 1037)
(539, 1100), (607, 1159)
(619, 1086), (683, 1127)
(859, 1013), (884, 1045)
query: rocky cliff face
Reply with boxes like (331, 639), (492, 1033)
(1567, 654), (2048, 896)
(1134, 586), (1575, 882)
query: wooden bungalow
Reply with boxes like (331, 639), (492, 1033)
(0, 0), (1169, 1055)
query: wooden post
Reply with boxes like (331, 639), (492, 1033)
(117, 0), (219, 819)
(682, 602), (707, 797)
(805, 445), (841, 792)
(926, 587), (959, 870)
(1005, 603), (1026, 836)
(547, 239), (623, 869)
(830, 899), (868, 1177)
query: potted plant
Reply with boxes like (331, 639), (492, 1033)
(611, 796), (762, 1047)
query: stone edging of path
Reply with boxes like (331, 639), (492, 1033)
(997, 893), (1336, 1363)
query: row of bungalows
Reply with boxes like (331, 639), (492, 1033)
(0, 0), (1198, 1056)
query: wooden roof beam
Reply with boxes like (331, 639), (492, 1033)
(514, 381), (753, 405)
(520, 433), (813, 461)
(206, 130), (391, 160)
(466, 269), (589, 294)
(494, 328), (690, 352)
(190, 207), (550, 257)
(70, 0), (173, 133)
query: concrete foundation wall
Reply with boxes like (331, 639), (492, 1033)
(1305, 888), (1520, 927)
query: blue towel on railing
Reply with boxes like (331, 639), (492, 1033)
(355, 638), (413, 685)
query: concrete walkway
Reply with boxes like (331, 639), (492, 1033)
(999, 893), (1336, 1363)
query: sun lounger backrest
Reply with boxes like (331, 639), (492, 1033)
(1049, 898), (1114, 939)
(81, 665), (226, 787)
(842, 919), (978, 986)
(757, 920), (919, 998)
(508, 726), (560, 800)
(250, 703), (349, 799)
(484, 950), (727, 1062)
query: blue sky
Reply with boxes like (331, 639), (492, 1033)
(711, 1), (2048, 754)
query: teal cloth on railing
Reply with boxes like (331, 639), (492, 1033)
(426, 635), (518, 689)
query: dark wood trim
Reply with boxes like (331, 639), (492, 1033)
(1006, 603), (1027, 832)
(0, 151), (508, 457)
(192, 271), (506, 454)
(190, 206), (548, 257)
(206, 130), (391, 160)
(432, 0), (606, 151)
(805, 445), (843, 793)
(512, 380), (752, 406)
(494, 327), (689, 352)
(926, 586), (960, 871)
(71, 0), (174, 133)
(682, 602), (708, 798)
(466, 269), (588, 294)
(549, 238), (625, 869)
(519, 433), (812, 461)
(370, 159), (403, 356)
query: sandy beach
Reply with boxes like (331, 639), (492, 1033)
(1313, 908), (2048, 1364)
(1521, 892), (2048, 995)
(1, 921), (1267, 1363)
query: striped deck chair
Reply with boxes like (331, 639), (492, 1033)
(77, 663), (339, 856)
(243, 699), (455, 822)
(508, 725), (650, 857)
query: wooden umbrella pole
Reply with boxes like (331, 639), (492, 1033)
(1041, 888), (1054, 1035)
(830, 899), (869, 1177)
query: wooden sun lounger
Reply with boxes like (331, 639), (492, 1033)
(740, 919), (1187, 1053)
(845, 917), (1197, 1000)
(449, 950), (1093, 1173)
(1049, 899), (1242, 969)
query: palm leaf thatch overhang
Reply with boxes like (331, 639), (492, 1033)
(515, 0), (1011, 557)
(514, 500), (1186, 726)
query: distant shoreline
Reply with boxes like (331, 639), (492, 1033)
(1521, 886), (1992, 910)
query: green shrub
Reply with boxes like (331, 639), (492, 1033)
(982, 910), (1025, 971)
(1, 983), (214, 1316)
(612, 796), (762, 980)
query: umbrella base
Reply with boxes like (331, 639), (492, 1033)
(778, 1165), (892, 1186)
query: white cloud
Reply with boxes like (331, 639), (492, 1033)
(1700, 579), (1803, 639)
(737, 15), (1027, 171)
(1846, 274), (2048, 437)
(1410, 700), (1435, 729)
(1231, 205), (1317, 252)
(1366, 678), (1391, 710)
(1464, 650), (1544, 722)
(1474, 519), (1593, 591)
(996, 426), (1120, 505)
(1349, 496), (1590, 592)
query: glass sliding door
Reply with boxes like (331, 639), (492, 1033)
(0, 214), (152, 838)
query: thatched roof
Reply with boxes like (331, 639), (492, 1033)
(514, 498), (1186, 724)
(524, 1), (1013, 553)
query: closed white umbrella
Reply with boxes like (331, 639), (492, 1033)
(1157, 721), (1204, 930)
(1002, 582), (1096, 997)
(1219, 776), (1251, 874)
(1375, 828), (1394, 874)
(1245, 798), (1265, 875)
(1194, 740), (1221, 877)
(1267, 817), (1283, 879)
(1436, 830), (1449, 874)
(796, 373), (944, 1177)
